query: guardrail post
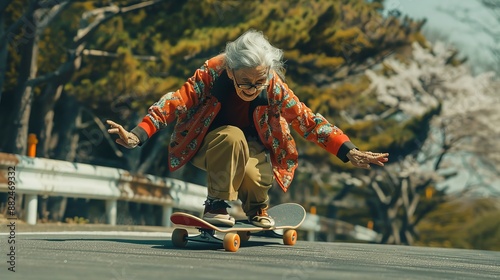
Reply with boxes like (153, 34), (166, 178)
(162, 205), (173, 227)
(106, 199), (117, 226)
(25, 194), (38, 225)
(307, 230), (315, 242)
(327, 231), (335, 242)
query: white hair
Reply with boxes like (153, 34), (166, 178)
(224, 30), (285, 77)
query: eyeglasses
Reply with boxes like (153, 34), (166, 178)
(232, 68), (269, 91)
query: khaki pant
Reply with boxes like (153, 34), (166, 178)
(191, 125), (273, 216)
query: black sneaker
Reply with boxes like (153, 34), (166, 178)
(202, 199), (235, 227)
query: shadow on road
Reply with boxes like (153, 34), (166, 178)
(32, 238), (169, 246)
(29, 237), (282, 251)
(160, 239), (281, 251)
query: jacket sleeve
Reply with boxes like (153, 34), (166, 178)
(273, 74), (357, 162)
(131, 55), (224, 144)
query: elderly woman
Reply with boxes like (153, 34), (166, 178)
(107, 30), (389, 228)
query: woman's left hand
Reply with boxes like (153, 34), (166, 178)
(347, 149), (389, 169)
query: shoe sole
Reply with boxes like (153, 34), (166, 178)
(249, 216), (275, 228)
(203, 217), (235, 227)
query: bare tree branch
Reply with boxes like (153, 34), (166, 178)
(82, 49), (159, 61)
(371, 181), (390, 204)
(26, 0), (164, 88)
(74, 0), (163, 47)
(37, 0), (72, 30)
(407, 194), (420, 218)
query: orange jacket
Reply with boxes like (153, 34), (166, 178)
(131, 55), (356, 192)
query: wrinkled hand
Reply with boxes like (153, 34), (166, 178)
(347, 149), (389, 169)
(106, 120), (140, 149)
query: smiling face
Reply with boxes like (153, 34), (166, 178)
(227, 65), (269, 101)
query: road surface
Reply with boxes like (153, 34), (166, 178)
(0, 230), (499, 279)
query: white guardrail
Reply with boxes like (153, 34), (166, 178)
(0, 152), (380, 242)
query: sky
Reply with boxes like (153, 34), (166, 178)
(384, 0), (498, 74)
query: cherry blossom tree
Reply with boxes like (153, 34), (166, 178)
(364, 41), (499, 192)
(294, 41), (500, 244)
(365, 40), (499, 243)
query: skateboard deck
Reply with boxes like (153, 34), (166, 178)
(170, 203), (306, 252)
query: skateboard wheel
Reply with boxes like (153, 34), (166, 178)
(223, 232), (240, 252)
(237, 231), (251, 243)
(172, 228), (188, 248)
(283, 229), (297, 246)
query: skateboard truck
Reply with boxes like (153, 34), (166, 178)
(188, 229), (222, 244)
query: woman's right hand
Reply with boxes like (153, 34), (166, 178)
(106, 120), (140, 149)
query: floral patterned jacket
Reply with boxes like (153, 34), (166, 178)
(131, 55), (356, 192)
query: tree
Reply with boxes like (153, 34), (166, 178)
(1, 0), (165, 157)
(282, 38), (499, 245)
(336, 41), (499, 245)
(3, 0), (80, 155)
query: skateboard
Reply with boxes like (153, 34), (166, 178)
(170, 203), (306, 252)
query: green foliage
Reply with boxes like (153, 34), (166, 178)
(415, 197), (500, 251)
(465, 211), (500, 251)
(65, 216), (90, 224)
(43, 0), (423, 125)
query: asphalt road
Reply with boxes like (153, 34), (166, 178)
(0, 231), (499, 280)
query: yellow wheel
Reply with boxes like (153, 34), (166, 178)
(283, 229), (297, 246)
(237, 231), (251, 243)
(223, 232), (240, 252)
(172, 228), (188, 248)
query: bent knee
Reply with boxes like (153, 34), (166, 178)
(215, 126), (246, 146)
